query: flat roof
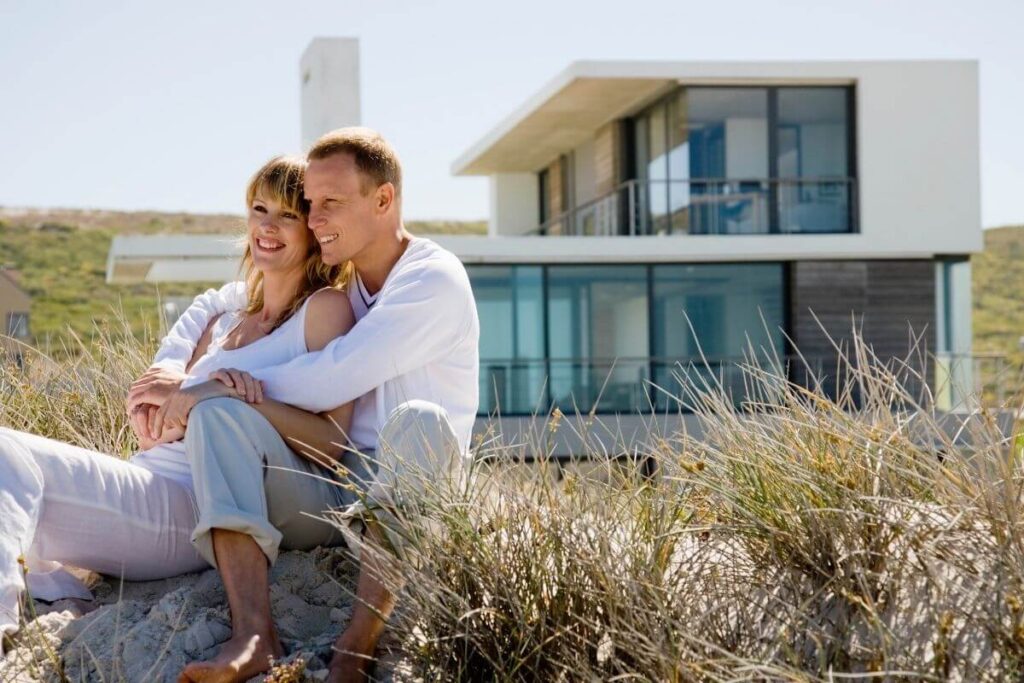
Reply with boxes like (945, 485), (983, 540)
(451, 59), (972, 176)
(106, 234), (243, 284)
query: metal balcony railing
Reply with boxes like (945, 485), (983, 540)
(477, 352), (1009, 416)
(534, 177), (857, 237)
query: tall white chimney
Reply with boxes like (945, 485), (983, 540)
(300, 37), (361, 151)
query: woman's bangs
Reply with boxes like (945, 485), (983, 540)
(248, 159), (307, 216)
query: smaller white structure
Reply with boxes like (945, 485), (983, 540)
(300, 37), (361, 150)
(106, 235), (242, 284)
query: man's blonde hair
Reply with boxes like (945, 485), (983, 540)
(307, 127), (403, 198)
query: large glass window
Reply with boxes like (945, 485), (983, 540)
(631, 86), (854, 235)
(467, 263), (790, 416)
(467, 265), (547, 415)
(776, 88), (852, 233)
(934, 258), (973, 410)
(547, 266), (649, 413)
(651, 264), (786, 408)
(633, 103), (671, 234)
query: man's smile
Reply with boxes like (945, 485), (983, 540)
(317, 233), (339, 244)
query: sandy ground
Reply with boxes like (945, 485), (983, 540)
(0, 548), (414, 682)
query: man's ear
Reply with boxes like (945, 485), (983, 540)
(375, 183), (396, 214)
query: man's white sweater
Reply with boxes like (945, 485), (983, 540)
(152, 237), (480, 453)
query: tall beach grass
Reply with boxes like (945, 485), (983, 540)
(1, 316), (1022, 681)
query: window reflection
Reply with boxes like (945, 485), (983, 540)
(547, 266), (650, 413)
(467, 263), (787, 415)
(468, 265), (547, 415)
(650, 264), (786, 408)
(777, 88), (851, 233)
(631, 86), (853, 235)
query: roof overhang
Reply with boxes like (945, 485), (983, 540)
(106, 235), (243, 284)
(452, 60), (873, 176)
(428, 235), (969, 263)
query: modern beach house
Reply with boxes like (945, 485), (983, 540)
(107, 53), (984, 449)
(441, 60), (980, 422)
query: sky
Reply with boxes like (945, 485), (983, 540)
(0, 0), (1021, 226)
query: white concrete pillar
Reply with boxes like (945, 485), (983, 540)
(489, 173), (539, 236)
(300, 38), (361, 151)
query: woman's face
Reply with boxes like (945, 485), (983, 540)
(247, 190), (311, 275)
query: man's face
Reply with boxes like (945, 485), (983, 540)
(304, 153), (380, 267)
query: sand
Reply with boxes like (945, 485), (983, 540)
(0, 548), (414, 682)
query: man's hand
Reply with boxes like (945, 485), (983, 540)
(127, 367), (188, 413)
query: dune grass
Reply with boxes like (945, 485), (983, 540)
(352, 339), (1024, 681)
(1, 319), (1023, 681)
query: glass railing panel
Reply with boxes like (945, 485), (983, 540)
(651, 359), (755, 410)
(548, 358), (652, 414)
(476, 353), (1007, 416)
(777, 179), (852, 234)
(478, 360), (549, 415)
(533, 178), (855, 236)
(685, 180), (771, 235)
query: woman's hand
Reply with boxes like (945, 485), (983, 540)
(126, 367), (188, 414)
(208, 368), (264, 404)
(131, 403), (157, 449)
(150, 380), (240, 437)
(131, 403), (185, 450)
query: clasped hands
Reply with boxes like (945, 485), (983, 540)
(126, 367), (265, 449)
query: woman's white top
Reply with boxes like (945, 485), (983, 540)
(152, 237), (480, 454)
(130, 292), (318, 488)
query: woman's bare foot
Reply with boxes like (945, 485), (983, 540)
(177, 632), (284, 683)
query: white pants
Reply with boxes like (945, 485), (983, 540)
(0, 398), (466, 645)
(0, 428), (207, 644)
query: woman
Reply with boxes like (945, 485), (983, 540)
(0, 155), (357, 648)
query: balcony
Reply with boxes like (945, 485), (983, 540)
(535, 177), (856, 237)
(478, 352), (1006, 416)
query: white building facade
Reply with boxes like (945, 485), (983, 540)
(447, 60), (980, 416)
(110, 57), (982, 446)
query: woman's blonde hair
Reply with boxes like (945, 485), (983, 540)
(238, 155), (353, 331)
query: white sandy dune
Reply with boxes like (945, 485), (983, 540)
(0, 548), (413, 682)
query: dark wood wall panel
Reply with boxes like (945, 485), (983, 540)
(789, 260), (935, 399)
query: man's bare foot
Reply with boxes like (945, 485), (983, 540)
(326, 632), (377, 683)
(177, 632), (284, 683)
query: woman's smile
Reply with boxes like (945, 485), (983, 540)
(255, 236), (286, 252)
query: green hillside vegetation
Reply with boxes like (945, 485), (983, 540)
(973, 224), (1024, 372)
(1, 207), (1021, 378)
(0, 208), (485, 352)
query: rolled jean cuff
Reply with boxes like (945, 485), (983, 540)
(190, 508), (284, 569)
(326, 498), (408, 565)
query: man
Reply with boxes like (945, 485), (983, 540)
(128, 127), (479, 682)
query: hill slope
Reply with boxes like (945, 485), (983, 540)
(0, 207), (485, 350)
(973, 224), (1024, 371)
(1, 207), (1021, 372)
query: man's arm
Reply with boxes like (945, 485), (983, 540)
(150, 281), (246, 371)
(233, 289), (356, 467)
(154, 290), (358, 463)
(247, 258), (474, 413)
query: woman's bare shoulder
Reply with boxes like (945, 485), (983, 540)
(304, 288), (355, 352)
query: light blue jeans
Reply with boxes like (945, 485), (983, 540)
(185, 398), (464, 567)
